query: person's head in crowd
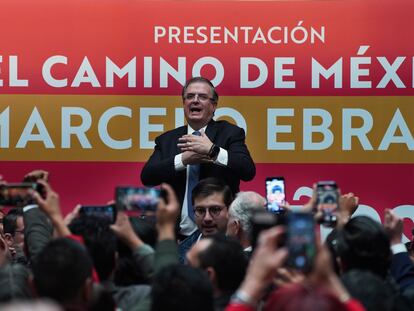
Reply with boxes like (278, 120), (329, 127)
(186, 234), (247, 300)
(264, 284), (349, 311)
(129, 216), (157, 248)
(0, 264), (31, 302)
(336, 216), (391, 278)
(151, 264), (214, 311)
(192, 177), (233, 237)
(3, 208), (25, 257)
(226, 191), (266, 249)
(68, 215), (116, 282)
(32, 238), (93, 306)
(182, 77), (218, 130)
(341, 269), (393, 311)
(114, 216), (157, 286)
(324, 229), (341, 274)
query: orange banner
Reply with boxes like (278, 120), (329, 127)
(0, 95), (412, 163)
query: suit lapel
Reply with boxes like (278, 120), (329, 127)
(205, 119), (218, 142)
(174, 126), (188, 155)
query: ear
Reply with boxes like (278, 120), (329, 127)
(233, 219), (241, 236)
(212, 101), (218, 111)
(3, 233), (13, 246)
(205, 266), (217, 285)
(81, 277), (94, 303)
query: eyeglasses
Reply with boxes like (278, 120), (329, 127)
(183, 93), (213, 103)
(194, 206), (225, 218)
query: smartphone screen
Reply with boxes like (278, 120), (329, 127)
(79, 205), (117, 224)
(0, 183), (37, 207)
(265, 177), (285, 213)
(316, 181), (339, 226)
(115, 187), (160, 215)
(287, 212), (316, 272)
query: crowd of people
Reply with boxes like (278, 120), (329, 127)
(0, 171), (413, 311)
(0, 77), (412, 310)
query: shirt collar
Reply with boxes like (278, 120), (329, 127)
(187, 124), (207, 135)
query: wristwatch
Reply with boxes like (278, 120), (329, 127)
(208, 144), (220, 159)
(230, 290), (257, 308)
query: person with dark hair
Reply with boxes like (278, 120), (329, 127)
(69, 214), (152, 310)
(192, 177), (233, 237)
(341, 269), (393, 311)
(129, 216), (158, 248)
(186, 234), (248, 311)
(336, 214), (414, 310)
(141, 76), (255, 239)
(133, 183), (205, 311)
(0, 264), (31, 302)
(27, 176), (148, 310)
(3, 208), (26, 264)
(179, 177), (233, 262)
(336, 216), (392, 278)
(225, 227), (364, 311)
(32, 237), (94, 309)
(0, 234), (31, 302)
(68, 216), (117, 282)
(151, 264), (214, 311)
(114, 216), (157, 287)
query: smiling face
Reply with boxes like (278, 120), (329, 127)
(183, 81), (217, 130)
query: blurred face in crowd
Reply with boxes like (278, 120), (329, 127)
(194, 192), (229, 237)
(4, 215), (25, 251)
(183, 81), (217, 130)
(186, 238), (212, 268)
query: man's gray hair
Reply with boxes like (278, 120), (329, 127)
(229, 191), (266, 237)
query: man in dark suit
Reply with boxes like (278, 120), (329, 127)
(141, 77), (255, 238)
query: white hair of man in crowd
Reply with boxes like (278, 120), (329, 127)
(226, 191), (266, 252)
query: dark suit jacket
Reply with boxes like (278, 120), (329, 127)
(391, 252), (414, 292)
(141, 119), (256, 207)
(23, 206), (53, 264)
